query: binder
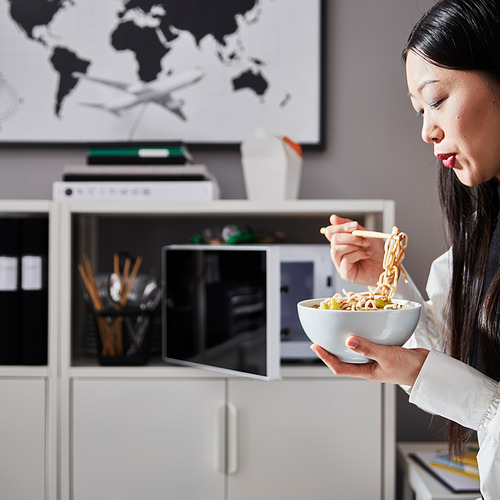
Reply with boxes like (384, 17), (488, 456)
(0, 218), (22, 364)
(20, 217), (49, 365)
(86, 143), (193, 165)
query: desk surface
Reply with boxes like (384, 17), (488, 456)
(397, 442), (480, 500)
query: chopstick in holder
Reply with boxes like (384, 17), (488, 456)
(319, 227), (393, 239)
(78, 263), (102, 311)
(111, 253), (124, 355)
(78, 260), (116, 356)
(120, 257), (131, 299)
(120, 256), (142, 307)
(113, 253), (120, 279)
(113, 255), (142, 355)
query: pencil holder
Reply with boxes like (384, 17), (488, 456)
(94, 308), (152, 365)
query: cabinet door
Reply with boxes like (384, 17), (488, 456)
(227, 378), (382, 500)
(72, 379), (225, 500)
(0, 378), (46, 500)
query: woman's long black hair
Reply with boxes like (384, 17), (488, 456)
(402, 0), (500, 455)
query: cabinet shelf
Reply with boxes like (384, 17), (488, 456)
(62, 199), (395, 370)
(0, 200), (52, 213)
(64, 198), (393, 216)
(0, 365), (50, 377)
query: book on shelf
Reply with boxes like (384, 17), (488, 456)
(410, 447), (480, 493)
(62, 164), (211, 182)
(86, 143), (193, 165)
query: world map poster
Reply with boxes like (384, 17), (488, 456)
(0, 0), (324, 146)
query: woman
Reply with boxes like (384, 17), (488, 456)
(312, 1), (500, 497)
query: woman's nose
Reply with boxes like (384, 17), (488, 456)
(421, 117), (443, 143)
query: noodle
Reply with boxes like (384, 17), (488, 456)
(320, 226), (408, 311)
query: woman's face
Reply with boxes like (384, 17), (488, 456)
(406, 50), (500, 186)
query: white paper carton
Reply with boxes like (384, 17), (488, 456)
(240, 136), (303, 200)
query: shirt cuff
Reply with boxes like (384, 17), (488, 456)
(409, 349), (498, 430)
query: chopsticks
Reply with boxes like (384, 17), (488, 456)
(78, 253), (142, 357)
(320, 227), (393, 239)
(78, 256), (116, 356)
(119, 255), (142, 308)
(351, 230), (393, 239)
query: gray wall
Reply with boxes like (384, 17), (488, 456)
(0, 0), (446, 442)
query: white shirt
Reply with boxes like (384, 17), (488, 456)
(398, 251), (500, 499)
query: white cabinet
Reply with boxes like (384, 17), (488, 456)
(226, 377), (384, 500)
(71, 378), (226, 500)
(0, 201), (57, 500)
(0, 198), (396, 500)
(58, 199), (395, 500)
(69, 373), (388, 500)
(0, 378), (47, 500)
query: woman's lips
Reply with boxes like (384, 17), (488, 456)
(436, 153), (456, 169)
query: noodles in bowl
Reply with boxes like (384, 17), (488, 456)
(297, 226), (421, 363)
(297, 298), (421, 363)
(319, 226), (408, 310)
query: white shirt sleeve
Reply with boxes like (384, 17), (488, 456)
(400, 249), (500, 498)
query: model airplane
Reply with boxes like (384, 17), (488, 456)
(73, 67), (205, 120)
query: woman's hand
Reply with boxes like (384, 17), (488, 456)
(322, 214), (385, 286)
(310, 338), (429, 388)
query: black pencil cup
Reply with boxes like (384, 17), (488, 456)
(94, 308), (151, 366)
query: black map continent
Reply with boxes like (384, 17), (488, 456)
(50, 47), (90, 116)
(119, 0), (258, 45)
(111, 22), (170, 83)
(232, 69), (268, 96)
(112, 0), (262, 85)
(7, 0), (66, 40)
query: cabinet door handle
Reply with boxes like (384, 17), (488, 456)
(227, 401), (238, 474)
(217, 403), (226, 473)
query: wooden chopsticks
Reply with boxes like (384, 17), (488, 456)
(78, 253), (142, 357)
(320, 227), (392, 239)
(78, 255), (116, 356)
(351, 230), (393, 239)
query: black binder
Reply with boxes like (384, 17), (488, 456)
(0, 218), (22, 364)
(20, 217), (49, 365)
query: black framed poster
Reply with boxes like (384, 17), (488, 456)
(0, 0), (325, 147)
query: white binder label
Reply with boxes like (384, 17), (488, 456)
(0, 256), (18, 291)
(22, 255), (43, 290)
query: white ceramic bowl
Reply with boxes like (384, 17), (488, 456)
(297, 298), (421, 363)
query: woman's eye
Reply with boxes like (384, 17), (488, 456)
(429, 98), (444, 109)
(416, 98), (444, 118)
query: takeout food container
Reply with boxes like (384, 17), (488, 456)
(297, 298), (421, 363)
(240, 135), (303, 200)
